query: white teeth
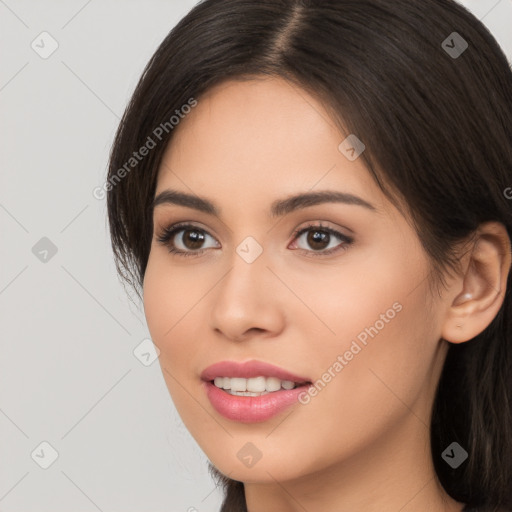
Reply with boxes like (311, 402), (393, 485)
(247, 376), (266, 392)
(266, 377), (281, 392)
(212, 376), (301, 393)
(230, 377), (247, 392)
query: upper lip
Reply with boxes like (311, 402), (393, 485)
(200, 360), (311, 383)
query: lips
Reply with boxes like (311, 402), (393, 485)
(200, 359), (311, 384)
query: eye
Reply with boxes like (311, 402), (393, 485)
(155, 221), (354, 258)
(289, 222), (354, 257)
(155, 223), (219, 258)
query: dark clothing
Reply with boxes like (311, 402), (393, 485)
(463, 507), (511, 512)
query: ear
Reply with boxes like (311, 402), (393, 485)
(441, 221), (512, 344)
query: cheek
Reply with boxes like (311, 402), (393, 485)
(143, 258), (211, 436)
(143, 264), (168, 343)
(297, 247), (422, 360)
(143, 253), (214, 393)
(144, 250), (188, 329)
(323, 289), (437, 430)
(143, 255), (190, 357)
(283, 288), (438, 474)
(305, 242), (438, 417)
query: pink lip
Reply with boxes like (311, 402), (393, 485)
(200, 360), (312, 423)
(203, 381), (312, 423)
(200, 359), (310, 383)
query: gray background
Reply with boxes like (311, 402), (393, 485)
(1, 1), (511, 511)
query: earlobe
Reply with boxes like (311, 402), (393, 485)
(441, 222), (512, 344)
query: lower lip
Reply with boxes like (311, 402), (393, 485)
(203, 381), (311, 423)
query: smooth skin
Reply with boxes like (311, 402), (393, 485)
(142, 76), (511, 512)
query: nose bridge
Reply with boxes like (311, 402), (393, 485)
(217, 234), (268, 304)
(209, 234), (283, 340)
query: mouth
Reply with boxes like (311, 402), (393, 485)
(200, 359), (313, 422)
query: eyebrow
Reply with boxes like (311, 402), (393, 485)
(151, 189), (377, 217)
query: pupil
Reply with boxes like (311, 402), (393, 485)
(184, 230), (204, 249)
(181, 228), (330, 251)
(308, 230), (329, 250)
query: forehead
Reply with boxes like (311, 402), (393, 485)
(155, 77), (384, 215)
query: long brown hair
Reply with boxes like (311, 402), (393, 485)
(106, 1), (512, 510)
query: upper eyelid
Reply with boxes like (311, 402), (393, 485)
(163, 222), (216, 238)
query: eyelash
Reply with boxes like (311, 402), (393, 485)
(155, 221), (354, 258)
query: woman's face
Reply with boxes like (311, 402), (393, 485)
(143, 77), (452, 485)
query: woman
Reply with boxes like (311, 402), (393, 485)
(106, 0), (512, 510)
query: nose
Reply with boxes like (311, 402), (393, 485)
(209, 248), (285, 342)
